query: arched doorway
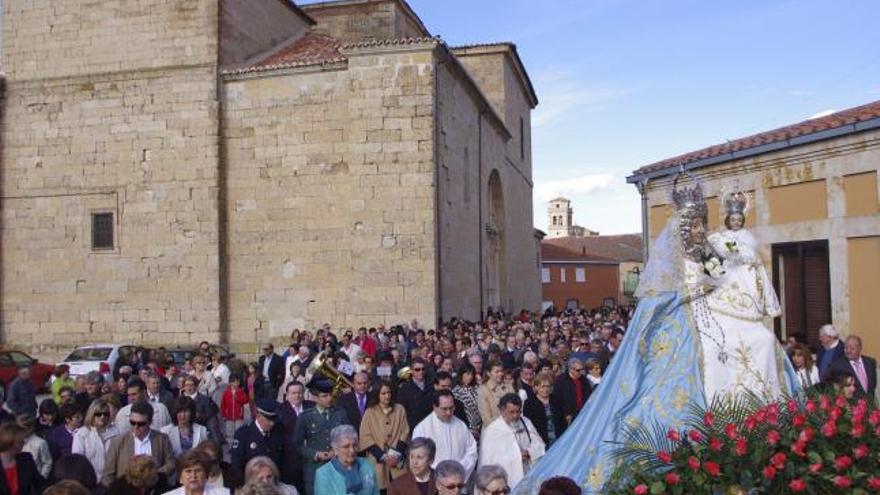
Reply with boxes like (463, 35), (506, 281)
(486, 170), (508, 312)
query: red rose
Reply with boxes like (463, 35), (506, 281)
(667, 429), (681, 442)
(821, 421), (837, 438)
(834, 455), (852, 471)
(767, 411), (778, 426)
(790, 440), (806, 457)
(787, 398), (798, 412)
(704, 461), (721, 477)
(657, 451), (672, 464)
(799, 427), (815, 443)
(829, 407), (843, 421)
(704, 412), (714, 427)
(771, 452), (787, 470)
(868, 476), (880, 490)
(792, 414), (806, 427)
(869, 410), (880, 426)
(755, 409), (767, 423)
(805, 399), (816, 413)
(724, 423), (738, 439)
(766, 430), (781, 446)
(665, 472), (680, 485)
(709, 437), (723, 452)
(834, 475), (852, 489)
(835, 395), (847, 408)
(688, 456), (700, 472)
(762, 466), (777, 480)
(688, 430), (702, 443)
(852, 423), (865, 438)
(820, 395), (831, 411)
(744, 415), (758, 431)
(854, 444), (869, 459)
(634, 484), (648, 495)
(808, 462), (822, 474)
(734, 437), (748, 456)
(788, 479), (807, 492)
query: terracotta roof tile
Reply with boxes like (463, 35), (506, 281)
(543, 234), (644, 263)
(257, 33), (345, 68)
(541, 242), (619, 263)
(632, 100), (880, 176)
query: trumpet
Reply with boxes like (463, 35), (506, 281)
(306, 350), (353, 400)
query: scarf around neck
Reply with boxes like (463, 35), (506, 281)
(331, 457), (363, 493)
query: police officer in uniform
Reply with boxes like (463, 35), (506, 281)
(292, 377), (350, 495)
(230, 398), (285, 485)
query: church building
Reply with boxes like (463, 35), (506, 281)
(0, 0), (541, 358)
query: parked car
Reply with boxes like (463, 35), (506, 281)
(62, 344), (137, 382)
(165, 344), (234, 367)
(0, 350), (55, 398)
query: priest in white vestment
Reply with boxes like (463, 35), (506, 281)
(479, 393), (545, 489)
(412, 390), (478, 480)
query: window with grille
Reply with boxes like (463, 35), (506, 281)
(92, 212), (114, 250)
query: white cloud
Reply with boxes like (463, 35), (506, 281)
(807, 109), (836, 120)
(532, 69), (628, 128)
(534, 173), (615, 202)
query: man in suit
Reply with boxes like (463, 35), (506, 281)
(551, 357), (592, 436)
(828, 335), (877, 399)
(230, 398), (286, 486)
(116, 379), (172, 434)
(397, 357), (434, 429)
(257, 343), (285, 400)
(102, 401), (176, 487)
(337, 371), (371, 430)
(278, 381), (314, 493)
(292, 378), (350, 495)
(145, 372), (175, 415)
(816, 324), (846, 381)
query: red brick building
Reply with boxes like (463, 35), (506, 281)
(540, 243), (621, 311)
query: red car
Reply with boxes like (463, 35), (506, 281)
(0, 350), (55, 398)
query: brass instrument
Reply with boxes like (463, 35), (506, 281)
(396, 366), (411, 381)
(306, 350), (353, 400)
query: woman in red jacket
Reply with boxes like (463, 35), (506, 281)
(220, 374), (249, 444)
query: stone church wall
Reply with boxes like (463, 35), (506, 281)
(221, 45), (438, 344)
(1, 1), (223, 357)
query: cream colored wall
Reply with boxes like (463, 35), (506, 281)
(2, 0), (219, 80)
(1, 2), (223, 359)
(644, 129), (880, 345)
(222, 46), (438, 345)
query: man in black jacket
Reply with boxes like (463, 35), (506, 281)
(396, 357), (434, 429)
(337, 371), (371, 430)
(827, 335), (877, 399)
(257, 343), (285, 400)
(551, 357), (592, 436)
(278, 381), (314, 493)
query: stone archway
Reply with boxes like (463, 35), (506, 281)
(486, 170), (508, 312)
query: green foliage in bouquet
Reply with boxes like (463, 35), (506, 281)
(604, 390), (880, 494)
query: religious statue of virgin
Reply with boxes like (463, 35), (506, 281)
(512, 173), (798, 494)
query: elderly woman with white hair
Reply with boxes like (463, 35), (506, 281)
(314, 425), (379, 495)
(473, 465), (509, 495)
(243, 456), (299, 495)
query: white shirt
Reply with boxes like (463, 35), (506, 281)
(134, 432), (152, 456)
(479, 416), (545, 488)
(211, 363), (231, 385)
(162, 485), (231, 495)
(412, 412), (478, 479)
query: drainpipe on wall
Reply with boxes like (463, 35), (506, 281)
(636, 177), (650, 261)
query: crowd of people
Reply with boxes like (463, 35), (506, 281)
(0, 301), (872, 495)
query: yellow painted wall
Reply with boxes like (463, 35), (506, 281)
(843, 171), (879, 217)
(768, 180), (828, 224)
(649, 204), (672, 240)
(847, 236), (880, 358)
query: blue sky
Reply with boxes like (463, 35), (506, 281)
(394, 0), (880, 234)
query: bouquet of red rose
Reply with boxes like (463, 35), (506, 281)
(605, 390), (880, 494)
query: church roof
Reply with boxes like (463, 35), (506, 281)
(544, 234), (644, 263)
(541, 243), (618, 264)
(629, 100), (880, 181)
(252, 33), (346, 69)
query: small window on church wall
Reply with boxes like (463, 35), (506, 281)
(541, 268), (551, 284)
(576, 267), (586, 282)
(92, 212), (114, 250)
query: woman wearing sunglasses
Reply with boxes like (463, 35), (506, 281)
(72, 399), (119, 479)
(474, 465), (510, 495)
